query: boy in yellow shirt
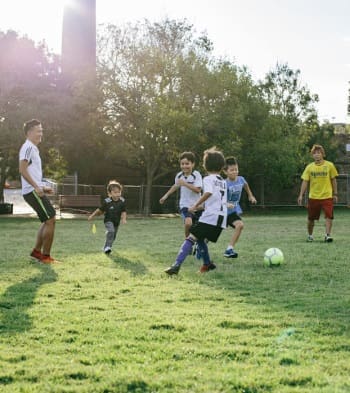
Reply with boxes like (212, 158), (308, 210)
(297, 144), (338, 242)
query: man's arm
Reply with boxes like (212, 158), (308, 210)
(19, 159), (44, 197)
(297, 180), (309, 205)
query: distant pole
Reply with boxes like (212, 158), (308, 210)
(61, 0), (96, 83)
(348, 81), (350, 124)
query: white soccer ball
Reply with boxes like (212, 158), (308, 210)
(264, 247), (284, 267)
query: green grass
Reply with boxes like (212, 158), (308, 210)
(0, 209), (349, 393)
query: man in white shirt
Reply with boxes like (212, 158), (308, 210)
(19, 119), (57, 264)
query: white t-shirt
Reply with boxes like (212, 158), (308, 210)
(175, 170), (202, 209)
(19, 139), (43, 195)
(199, 174), (227, 228)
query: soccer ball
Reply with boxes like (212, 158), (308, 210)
(264, 248), (284, 267)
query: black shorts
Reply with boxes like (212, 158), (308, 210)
(190, 221), (223, 243)
(227, 212), (242, 228)
(23, 191), (56, 222)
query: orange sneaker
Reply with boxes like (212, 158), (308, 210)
(40, 255), (60, 264)
(30, 249), (43, 261)
(199, 262), (216, 273)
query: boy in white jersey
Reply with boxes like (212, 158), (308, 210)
(165, 147), (227, 275)
(159, 152), (202, 237)
(19, 119), (57, 264)
(223, 157), (257, 258)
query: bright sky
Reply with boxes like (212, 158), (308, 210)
(1, 0), (350, 123)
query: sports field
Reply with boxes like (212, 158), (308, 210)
(0, 210), (349, 393)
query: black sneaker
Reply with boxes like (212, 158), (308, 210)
(324, 235), (333, 243)
(164, 265), (180, 275)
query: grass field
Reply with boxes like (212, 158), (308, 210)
(0, 209), (349, 393)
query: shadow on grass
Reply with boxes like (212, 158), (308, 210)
(108, 254), (148, 276)
(0, 263), (57, 334)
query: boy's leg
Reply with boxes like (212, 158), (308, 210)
(165, 236), (196, 275)
(184, 217), (192, 238)
(323, 198), (334, 242)
(224, 214), (242, 258)
(104, 221), (116, 252)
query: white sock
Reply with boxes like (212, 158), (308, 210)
(227, 245), (233, 250)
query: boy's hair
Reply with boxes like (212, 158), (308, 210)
(225, 156), (238, 169)
(311, 144), (325, 156)
(23, 119), (41, 135)
(179, 151), (196, 163)
(107, 180), (122, 193)
(203, 147), (225, 172)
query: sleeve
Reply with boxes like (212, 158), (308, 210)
(330, 163), (338, 178)
(194, 171), (203, 188)
(301, 165), (310, 181)
(99, 199), (108, 212)
(19, 143), (32, 162)
(203, 176), (213, 194)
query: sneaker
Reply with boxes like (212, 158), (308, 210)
(223, 248), (238, 258)
(307, 235), (314, 242)
(324, 235), (333, 243)
(40, 255), (59, 264)
(164, 265), (180, 275)
(199, 262), (216, 273)
(30, 249), (43, 261)
(104, 246), (112, 255)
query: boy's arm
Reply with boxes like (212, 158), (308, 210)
(189, 192), (212, 212)
(244, 183), (257, 204)
(297, 180), (309, 205)
(88, 208), (103, 221)
(331, 178), (338, 202)
(121, 211), (127, 224)
(176, 179), (201, 194)
(159, 184), (179, 204)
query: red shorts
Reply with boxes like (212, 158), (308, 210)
(307, 198), (334, 220)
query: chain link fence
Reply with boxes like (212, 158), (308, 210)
(47, 173), (350, 215)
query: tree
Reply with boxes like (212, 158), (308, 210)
(0, 30), (63, 202)
(97, 19), (217, 214)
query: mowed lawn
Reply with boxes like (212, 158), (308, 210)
(0, 209), (349, 393)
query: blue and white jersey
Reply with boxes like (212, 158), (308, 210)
(226, 176), (247, 215)
(199, 174), (227, 228)
(175, 170), (202, 209)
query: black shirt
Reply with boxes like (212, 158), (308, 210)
(100, 197), (126, 225)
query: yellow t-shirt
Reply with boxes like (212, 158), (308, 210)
(301, 160), (338, 199)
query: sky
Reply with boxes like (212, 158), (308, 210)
(1, 0), (350, 123)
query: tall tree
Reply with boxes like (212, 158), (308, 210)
(97, 19), (216, 214)
(0, 30), (62, 202)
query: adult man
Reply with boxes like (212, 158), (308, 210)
(19, 119), (58, 263)
(297, 144), (338, 242)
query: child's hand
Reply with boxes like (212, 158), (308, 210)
(227, 202), (235, 209)
(159, 196), (166, 204)
(88, 215), (93, 221)
(249, 196), (257, 204)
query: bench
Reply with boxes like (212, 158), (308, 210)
(58, 194), (101, 215)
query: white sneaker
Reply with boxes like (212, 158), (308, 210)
(103, 246), (112, 254)
(307, 235), (314, 242)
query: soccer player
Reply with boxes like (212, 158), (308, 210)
(223, 157), (257, 258)
(159, 152), (202, 237)
(297, 144), (338, 242)
(88, 181), (127, 254)
(164, 147), (227, 275)
(19, 119), (58, 263)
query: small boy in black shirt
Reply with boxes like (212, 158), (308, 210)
(88, 181), (127, 254)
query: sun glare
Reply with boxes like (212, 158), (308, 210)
(0, 0), (64, 52)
